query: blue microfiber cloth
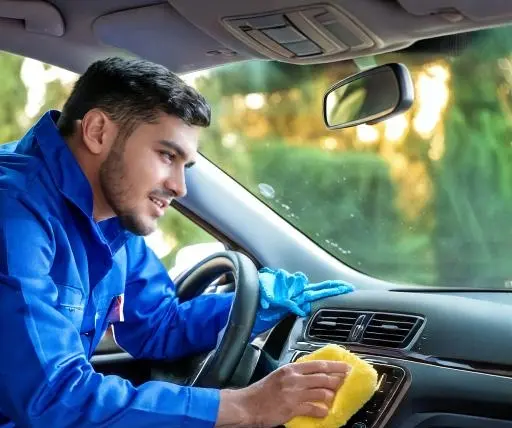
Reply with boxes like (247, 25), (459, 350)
(216, 269), (355, 345)
(253, 268), (355, 332)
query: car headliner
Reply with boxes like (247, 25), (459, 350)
(0, 0), (510, 75)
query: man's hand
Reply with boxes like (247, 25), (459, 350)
(216, 360), (350, 427)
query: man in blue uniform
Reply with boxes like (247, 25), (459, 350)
(0, 57), (353, 427)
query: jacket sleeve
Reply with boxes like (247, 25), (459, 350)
(113, 236), (234, 360)
(0, 194), (220, 428)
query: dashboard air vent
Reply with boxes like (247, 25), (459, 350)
(307, 310), (362, 343)
(361, 313), (421, 348)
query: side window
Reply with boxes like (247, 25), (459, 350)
(149, 206), (223, 278)
(0, 53), (77, 143)
(94, 208), (224, 354)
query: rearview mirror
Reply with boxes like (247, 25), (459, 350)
(323, 63), (414, 130)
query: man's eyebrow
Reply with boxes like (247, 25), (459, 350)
(158, 140), (196, 168)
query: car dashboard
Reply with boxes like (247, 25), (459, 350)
(260, 289), (512, 428)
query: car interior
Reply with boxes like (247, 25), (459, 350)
(2, 0), (512, 427)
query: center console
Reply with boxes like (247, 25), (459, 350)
(291, 351), (410, 428)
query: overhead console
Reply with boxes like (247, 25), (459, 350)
(221, 5), (378, 64)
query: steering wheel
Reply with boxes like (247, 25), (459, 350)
(173, 251), (260, 388)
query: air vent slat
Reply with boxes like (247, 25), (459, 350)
(316, 319), (357, 325)
(310, 325), (352, 331)
(365, 326), (410, 333)
(319, 315), (358, 320)
(310, 327), (352, 333)
(372, 321), (415, 327)
(319, 316), (359, 321)
(364, 331), (407, 338)
(363, 337), (403, 344)
(317, 320), (354, 330)
(311, 331), (350, 337)
(372, 317), (415, 322)
(312, 334), (350, 341)
(321, 314), (359, 321)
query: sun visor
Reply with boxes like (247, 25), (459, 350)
(93, 3), (252, 73)
(0, 0), (64, 36)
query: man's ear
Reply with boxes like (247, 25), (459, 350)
(80, 109), (116, 155)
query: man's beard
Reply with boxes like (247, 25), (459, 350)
(99, 137), (155, 236)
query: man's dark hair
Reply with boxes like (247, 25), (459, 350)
(57, 57), (211, 138)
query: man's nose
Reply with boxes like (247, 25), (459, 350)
(164, 172), (187, 198)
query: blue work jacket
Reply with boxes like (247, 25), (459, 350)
(0, 111), (241, 427)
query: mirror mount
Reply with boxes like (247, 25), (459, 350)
(323, 63), (414, 130)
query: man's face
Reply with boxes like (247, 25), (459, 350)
(99, 114), (199, 236)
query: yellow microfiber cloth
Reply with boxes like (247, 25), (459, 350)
(285, 344), (379, 428)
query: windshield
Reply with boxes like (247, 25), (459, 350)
(189, 25), (512, 288)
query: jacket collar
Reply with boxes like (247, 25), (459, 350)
(31, 110), (131, 252)
(34, 110), (95, 217)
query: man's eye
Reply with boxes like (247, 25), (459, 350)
(160, 151), (175, 163)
